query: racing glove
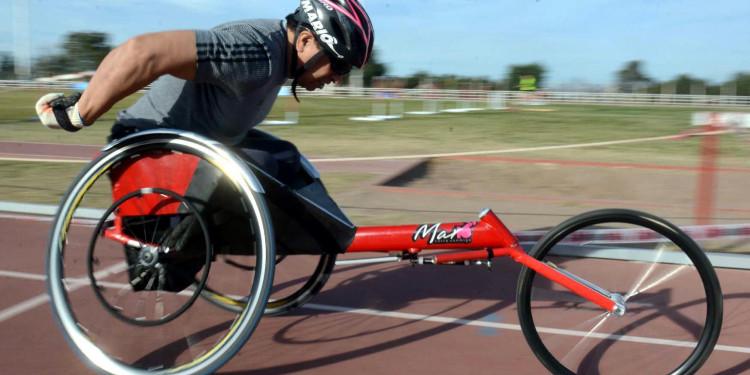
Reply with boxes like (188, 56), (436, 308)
(35, 92), (89, 132)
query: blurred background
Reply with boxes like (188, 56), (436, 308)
(2, 0), (750, 94)
(2, 2), (750, 374)
(2, 0), (750, 248)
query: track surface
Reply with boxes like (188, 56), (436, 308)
(2, 142), (750, 374)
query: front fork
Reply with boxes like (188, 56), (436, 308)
(421, 246), (627, 317)
(539, 257), (627, 317)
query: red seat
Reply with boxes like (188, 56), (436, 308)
(109, 150), (200, 216)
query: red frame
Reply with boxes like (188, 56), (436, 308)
(103, 153), (619, 315)
(110, 151), (200, 216)
(103, 205), (617, 314)
(345, 209), (617, 313)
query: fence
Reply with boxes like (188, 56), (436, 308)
(308, 87), (750, 108)
(0, 80), (150, 93)
(2, 80), (749, 108)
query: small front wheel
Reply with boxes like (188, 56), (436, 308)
(516, 209), (722, 374)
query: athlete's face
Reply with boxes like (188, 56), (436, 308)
(296, 32), (346, 91)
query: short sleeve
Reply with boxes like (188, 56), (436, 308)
(194, 25), (273, 98)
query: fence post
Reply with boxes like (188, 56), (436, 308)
(694, 112), (720, 225)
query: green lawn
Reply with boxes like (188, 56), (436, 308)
(2, 89), (749, 205)
(3, 89), (747, 162)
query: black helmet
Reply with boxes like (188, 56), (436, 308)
(288, 0), (374, 101)
(292, 0), (374, 69)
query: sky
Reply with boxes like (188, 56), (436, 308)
(2, 0), (749, 87)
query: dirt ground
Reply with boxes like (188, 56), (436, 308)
(392, 158), (749, 211)
(2, 139), (747, 232)
(329, 156), (750, 238)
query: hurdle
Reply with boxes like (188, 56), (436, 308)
(487, 91), (508, 110)
(260, 86), (299, 126)
(440, 100), (484, 113)
(405, 99), (439, 115)
(349, 100), (404, 121)
(440, 85), (485, 113)
(350, 77), (405, 121)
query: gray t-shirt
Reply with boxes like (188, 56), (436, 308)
(115, 19), (288, 145)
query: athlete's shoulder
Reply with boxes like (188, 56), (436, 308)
(209, 19), (285, 34)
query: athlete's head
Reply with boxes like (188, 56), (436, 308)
(287, 0), (374, 100)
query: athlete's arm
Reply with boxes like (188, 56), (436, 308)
(77, 30), (197, 125)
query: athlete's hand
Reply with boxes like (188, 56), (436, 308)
(35, 93), (88, 132)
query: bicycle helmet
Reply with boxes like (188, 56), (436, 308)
(288, 0), (375, 100)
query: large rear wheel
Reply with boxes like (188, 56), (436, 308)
(46, 130), (275, 375)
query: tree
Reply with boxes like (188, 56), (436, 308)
(0, 52), (14, 79)
(616, 60), (651, 93)
(362, 49), (387, 87)
(731, 72), (750, 97)
(660, 74), (707, 95)
(506, 63), (546, 91)
(63, 32), (111, 72)
(33, 31), (112, 77)
(405, 71), (431, 89)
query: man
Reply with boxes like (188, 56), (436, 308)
(34, 0), (374, 293)
(35, 0), (374, 181)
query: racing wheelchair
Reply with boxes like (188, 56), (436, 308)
(46, 129), (723, 374)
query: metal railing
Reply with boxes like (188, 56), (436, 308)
(3, 80), (749, 108)
(306, 86), (750, 108)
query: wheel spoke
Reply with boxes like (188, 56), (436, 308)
(46, 133), (275, 374)
(517, 209), (722, 374)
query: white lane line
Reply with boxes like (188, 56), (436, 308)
(0, 262), (127, 323)
(0, 213), (53, 221)
(0, 270), (46, 281)
(0, 270), (51, 322)
(0, 294), (51, 323)
(0, 130), (731, 164)
(0, 156), (89, 163)
(304, 303), (750, 354)
(308, 130), (732, 163)
(0, 152), (91, 160)
(0, 141), (101, 147)
(1, 270), (748, 354)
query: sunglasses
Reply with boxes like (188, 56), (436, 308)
(330, 59), (352, 76)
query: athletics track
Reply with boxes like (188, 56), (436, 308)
(1, 141), (750, 374)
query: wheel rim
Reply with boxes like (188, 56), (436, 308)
(517, 210), (721, 375)
(265, 253), (336, 315)
(200, 253), (336, 316)
(46, 133), (274, 375)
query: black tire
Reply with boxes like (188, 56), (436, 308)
(265, 253), (336, 315)
(46, 130), (275, 375)
(516, 209), (722, 375)
(200, 253), (336, 316)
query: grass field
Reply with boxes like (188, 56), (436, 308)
(3, 89), (749, 162)
(2, 88), (749, 206)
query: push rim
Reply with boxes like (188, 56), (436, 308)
(46, 131), (275, 375)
